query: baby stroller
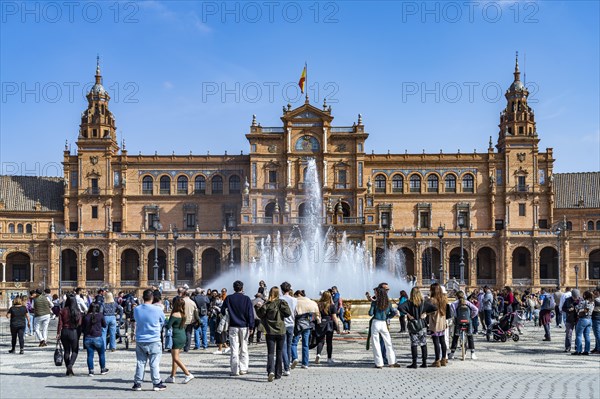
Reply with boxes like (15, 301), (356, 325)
(487, 311), (523, 342)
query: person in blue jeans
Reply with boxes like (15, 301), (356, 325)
(82, 303), (108, 376)
(592, 288), (600, 354)
(290, 290), (319, 369)
(280, 282), (297, 375)
(102, 292), (121, 351)
(133, 289), (166, 392)
(192, 289), (210, 349)
(573, 291), (595, 356)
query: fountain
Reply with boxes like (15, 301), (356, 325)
(205, 159), (414, 298)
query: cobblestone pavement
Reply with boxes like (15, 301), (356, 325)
(0, 317), (598, 399)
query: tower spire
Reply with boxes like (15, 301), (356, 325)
(95, 54), (102, 85)
(513, 51), (520, 82)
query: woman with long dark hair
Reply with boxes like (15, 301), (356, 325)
(369, 286), (399, 368)
(428, 283), (448, 367)
(398, 287), (437, 368)
(56, 294), (82, 375)
(164, 297), (194, 383)
(82, 302), (108, 376)
(256, 287), (291, 381)
(398, 290), (409, 333)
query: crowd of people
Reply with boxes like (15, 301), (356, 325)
(4, 282), (600, 391)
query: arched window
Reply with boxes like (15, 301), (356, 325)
(176, 176), (188, 194)
(142, 176), (153, 195)
(25, 224), (32, 234)
(374, 175), (386, 193)
(462, 174), (474, 193)
(566, 221), (573, 231)
(409, 175), (421, 193)
(392, 175), (403, 193)
(17, 224), (23, 233)
(597, 221), (600, 231)
(427, 175), (439, 193)
(159, 176), (171, 195)
(8, 223), (15, 233)
(212, 176), (223, 194)
(294, 135), (320, 152)
(445, 175), (456, 192)
(194, 176), (206, 194)
(588, 221), (594, 231)
(229, 175), (241, 194)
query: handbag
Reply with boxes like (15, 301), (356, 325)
(407, 318), (425, 334)
(217, 310), (229, 334)
(54, 339), (64, 367)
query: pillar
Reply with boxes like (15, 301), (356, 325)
(415, 243), (422, 286)
(194, 243), (202, 284)
(78, 245), (86, 287)
(532, 241), (540, 288)
(139, 244), (148, 288)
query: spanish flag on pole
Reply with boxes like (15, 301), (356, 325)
(298, 63), (307, 93)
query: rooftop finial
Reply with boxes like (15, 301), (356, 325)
(251, 114), (257, 126)
(515, 51), (519, 72)
(95, 54), (102, 84)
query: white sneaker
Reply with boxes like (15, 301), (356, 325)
(315, 354), (320, 364)
(301, 365), (309, 369)
(164, 376), (174, 383)
(291, 359), (299, 369)
(239, 370), (248, 375)
(268, 372), (275, 382)
(212, 350), (223, 355)
(282, 370), (290, 376)
(183, 374), (195, 384)
(327, 358), (334, 364)
(471, 352), (478, 360)
(223, 348), (231, 354)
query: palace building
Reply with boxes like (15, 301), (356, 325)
(0, 57), (599, 303)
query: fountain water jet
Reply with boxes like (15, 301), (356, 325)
(205, 159), (414, 298)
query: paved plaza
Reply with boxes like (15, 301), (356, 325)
(0, 317), (598, 399)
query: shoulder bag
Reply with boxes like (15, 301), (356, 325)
(54, 339), (64, 366)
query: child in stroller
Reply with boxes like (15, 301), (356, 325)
(487, 311), (523, 342)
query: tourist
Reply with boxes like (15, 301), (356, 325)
(468, 291), (480, 334)
(559, 287), (573, 327)
(554, 287), (564, 328)
(33, 288), (52, 347)
(164, 298), (195, 384)
(211, 290), (229, 354)
(332, 286), (344, 330)
(562, 289), (580, 352)
(291, 290), (320, 369)
(132, 289), (166, 392)
(56, 295), (82, 375)
(6, 296), (30, 355)
(398, 287), (437, 368)
(428, 283), (449, 367)
(208, 289), (219, 345)
(398, 290), (408, 333)
(221, 280), (255, 376)
(102, 292), (120, 352)
(279, 282), (297, 376)
(572, 291), (594, 356)
(343, 302), (352, 332)
(504, 286), (515, 314)
(315, 290), (340, 365)
(448, 290), (478, 360)
(482, 287), (493, 335)
(368, 286), (399, 368)
(592, 288), (600, 354)
(82, 303), (108, 376)
(182, 290), (198, 353)
(26, 292), (36, 336)
(192, 288), (210, 350)
(540, 289), (555, 342)
(256, 286), (292, 381)
(250, 292), (265, 344)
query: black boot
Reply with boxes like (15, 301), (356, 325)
(407, 346), (418, 368)
(420, 345), (428, 368)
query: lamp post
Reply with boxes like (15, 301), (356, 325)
(227, 216), (235, 267)
(555, 220), (565, 289)
(574, 264), (579, 290)
(438, 225), (445, 285)
(458, 215), (466, 284)
(173, 228), (179, 287)
(152, 216), (162, 286)
(379, 213), (390, 268)
(57, 230), (65, 296)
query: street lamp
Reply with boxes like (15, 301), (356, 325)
(173, 227), (179, 287)
(57, 230), (65, 296)
(574, 264), (579, 290)
(151, 216), (162, 286)
(458, 215), (466, 284)
(227, 216), (235, 267)
(555, 220), (565, 289)
(438, 225), (445, 285)
(379, 212), (390, 268)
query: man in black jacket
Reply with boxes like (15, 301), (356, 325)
(193, 289), (210, 349)
(562, 289), (580, 352)
(221, 281), (255, 376)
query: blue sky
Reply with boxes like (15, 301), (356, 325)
(1, 0), (598, 175)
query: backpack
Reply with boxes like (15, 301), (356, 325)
(455, 302), (471, 325)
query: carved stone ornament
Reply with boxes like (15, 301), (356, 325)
(268, 144), (277, 153)
(90, 156), (99, 165)
(517, 153), (526, 162)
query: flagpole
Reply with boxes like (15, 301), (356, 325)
(305, 62), (308, 103)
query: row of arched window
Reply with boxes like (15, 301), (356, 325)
(142, 175), (241, 195)
(587, 220), (600, 231)
(374, 173), (475, 194)
(5, 223), (33, 234)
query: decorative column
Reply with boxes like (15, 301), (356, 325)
(2, 262), (5, 282)
(286, 160), (291, 188)
(167, 243), (174, 282)
(468, 242), (477, 288)
(139, 243), (148, 288)
(414, 243), (422, 287)
(532, 240), (540, 287)
(108, 241), (118, 288)
(78, 244), (86, 287)
(194, 243), (202, 284)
